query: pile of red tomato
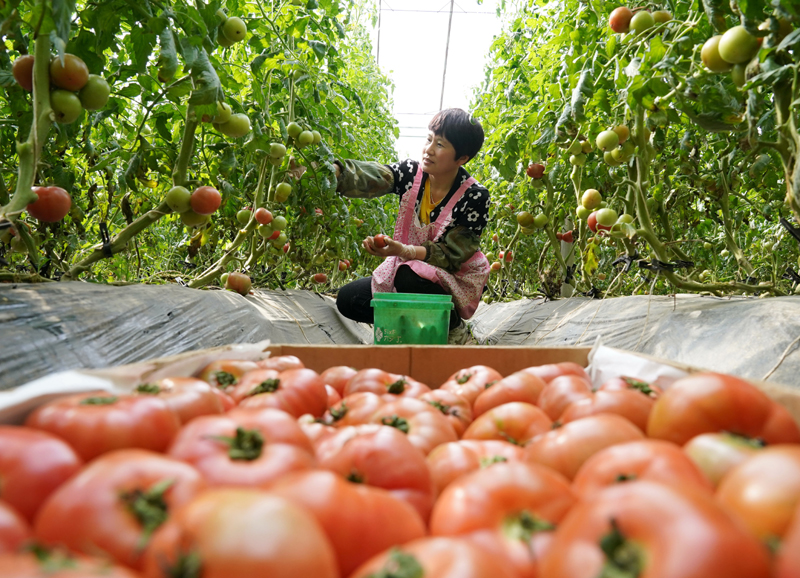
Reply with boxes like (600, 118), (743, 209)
(2, 356), (800, 577)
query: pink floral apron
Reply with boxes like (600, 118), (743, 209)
(371, 167), (490, 320)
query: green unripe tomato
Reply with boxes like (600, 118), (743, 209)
(272, 215), (288, 231)
(222, 16), (247, 43)
(652, 10), (672, 23)
(580, 140), (592, 154)
(166, 186), (192, 213)
(720, 249), (730, 257)
(731, 63), (747, 88)
(236, 209), (251, 225)
(311, 130), (322, 145)
(604, 151), (622, 166)
(599, 201), (608, 208)
(576, 205), (592, 220)
(569, 153), (586, 166)
(51, 90), (83, 124)
(617, 213), (634, 224)
(582, 189), (602, 210)
(533, 213), (549, 229)
(703, 242), (713, 250)
(297, 130), (314, 148)
(270, 143), (287, 157)
(517, 211), (535, 227)
(611, 147), (626, 162)
(272, 232), (288, 247)
(217, 28), (235, 48)
(567, 141), (582, 155)
(287, 122), (303, 139)
(180, 210), (211, 227)
(701, 36), (733, 73)
(595, 208), (618, 228)
(596, 130), (620, 151)
(216, 113), (250, 138)
(220, 272), (230, 285)
(214, 102), (232, 124)
(258, 224), (274, 238)
(718, 25), (760, 64)
(630, 11), (654, 35)
(620, 141), (636, 159)
(78, 75), (111, 111)
(275, 182), (292, 202)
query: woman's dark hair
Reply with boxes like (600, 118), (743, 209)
(428, 108), (484, 163)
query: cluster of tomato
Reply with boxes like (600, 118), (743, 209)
(13, 52), (111, 125)
(1, 356), (799, 577)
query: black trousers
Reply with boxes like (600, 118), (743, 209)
(336, 264), (461, 330)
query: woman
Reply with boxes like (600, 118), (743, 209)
(334, 108), (490, 344)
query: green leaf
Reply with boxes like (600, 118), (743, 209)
(52, 0), (76, 44)
(117, 84), (143, 98)
(309, 40), (327, 60)
(188, 48), (223, 105)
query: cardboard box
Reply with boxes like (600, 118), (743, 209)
(3, 342), (798, 427)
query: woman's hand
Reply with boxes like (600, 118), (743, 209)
(363, 236), (420, 260)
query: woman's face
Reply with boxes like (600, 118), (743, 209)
(421, 131), (468, 175)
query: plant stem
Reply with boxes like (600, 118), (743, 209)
(63, 201), (172, 280)
(172, 105), (198, 187)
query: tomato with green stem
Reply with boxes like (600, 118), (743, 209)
(35, 449), (207, 570)
(368, 397), (458, 456)
(27, 186), (71, 222)
(143, 489), (339, 578)
(12, 55), (34, 91)
(472, 370), (548, 417)
(539, 481), (772, 578)
(50, 54), (89, 91)
(426, 439), (525, 496)
(683, 432), (762, 489)
(462, 402), (552, 446)
(233, 368), (328, 418)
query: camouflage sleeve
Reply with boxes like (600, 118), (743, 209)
(334, 159), (396, 199)
(421, 225), (481, 274)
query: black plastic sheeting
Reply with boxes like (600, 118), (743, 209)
(470, 294), (800, 387)
(3, 283), (800, 390)
(0, 282), (370, 391)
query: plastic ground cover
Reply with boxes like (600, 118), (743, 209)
(2, 283), (799, 389)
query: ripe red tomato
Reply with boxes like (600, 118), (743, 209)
(426, 439), (525, 496)
(49, 54), (89, 91)
(776, 503), (800, 578)
(267, 470), (426, 576)
(472, 369), (548, 417)
(0, 426), (83, 523)
(12, 55), (34, 92)
(716, 445), (800, 540)
(313, 272), (328, 283)
(0, 551), (141, 578)
(255, 207), (273, 224)
(190, 185), (221, 215)
(325, 384), (341, 407)
(338, 260), (348, 271)
(561, 230), (574, 243)
(27, 186), (71, 222)
(368, 397), (458, 455)
(537, 375), (594, 420)
(256, 355), (305, 371)
(599, 375), (662, 398)
(609, 6), (633, 32)
(25, 392), (182, 461)
(315, 424), (435, 521)
(324, 392), (389, 428)
(683, 432), (762, 489)
(142, 489), (339, 578)
(526, 163), (545, 179)
(344, 368), (431, 398)
(320, 365), (359, 396)
(233, 367), (329, 418)
(196, 359), (259, 391)
(462, 402), (552, 446)
(538, 481), (772, 578)
(440, 365), (504, 406)
(647, 372), (800, 445)
(559, 388), (656, 432)
(34, 449), (207, 570)
(525, 414), (645, 480)
(430, 461), (575, 578)
(167, 407), (315, 488)
(135, 377), (226, 424)
(225, 271), (251, 296)
(350, 536), (518, 578)
(572, 439), (713, 500)
(419, 389), (473, 437)
(373, 234), (390, 248)
(0, 500), (31, 554)
(519, 361), (589, 384)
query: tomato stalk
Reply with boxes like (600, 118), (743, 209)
(502, 510), (555, 542)
(381, 415), (410, 434)
(717, 158), (754, 277)
(173, 105), (199, 188)
(365, 548), (424, 578)
(120, 478), (173, 545)
(597, 519), (644, 578)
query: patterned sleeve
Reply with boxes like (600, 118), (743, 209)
(420, 185), (491, 273)
(422, 226), (482, 273)
(335, 159), (418, 199)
